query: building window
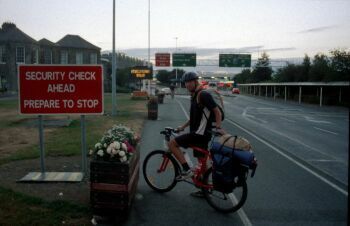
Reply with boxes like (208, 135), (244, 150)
(60, 51), (68, 64)
(0, 46), (6, 63)
(32, 48), (39, 64)
(44, 49), (52, 64)
(90, 53), (97, 64)
(16, 46), (25, 63)
(76, 52), (83, 64)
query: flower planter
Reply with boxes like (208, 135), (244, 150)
(90, 145), (140, 218)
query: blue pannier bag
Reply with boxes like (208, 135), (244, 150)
(210, 135), (257, 193)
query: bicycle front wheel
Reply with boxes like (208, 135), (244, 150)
(202, 167), (248, 213)
(143, 150), (180, 193)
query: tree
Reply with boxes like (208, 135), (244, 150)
(252, 52), (272, 82)
(274, 63), (302, 82)
(329, 49), (350, 81)
(309, 53), (330, 82)
(300, 54), (311, 82)
(156, 70), (171, 83)
(234, 69), (251, 84)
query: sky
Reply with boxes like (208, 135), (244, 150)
(1, 0), (350, 62)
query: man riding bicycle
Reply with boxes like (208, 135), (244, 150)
(170, 83), (175, 99)
(168, 71), (223, 196)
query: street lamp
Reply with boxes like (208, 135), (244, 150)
(111, 0), (117, 116)
(148, 0), (151, 66)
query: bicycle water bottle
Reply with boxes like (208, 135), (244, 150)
(183, 152), (194, 168)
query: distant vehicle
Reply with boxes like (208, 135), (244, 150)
(208, 82), (218, 89)
(232, 87), (240, 94)
(161, 87), (171, 95)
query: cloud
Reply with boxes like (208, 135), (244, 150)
(262, 47), (296, 52)
(298, 25), (337, 34)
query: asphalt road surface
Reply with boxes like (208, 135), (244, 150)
(123, 93), (348, 226)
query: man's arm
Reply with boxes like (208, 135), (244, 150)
(212, 107), (222, 129)
(177, 120), (190, 131)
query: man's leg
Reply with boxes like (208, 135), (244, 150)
(169, 136), (193, 179)
(168, 139), (186, 165)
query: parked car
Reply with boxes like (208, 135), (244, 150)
(161, 87), (171, 95)
(232, 87), (240, 94)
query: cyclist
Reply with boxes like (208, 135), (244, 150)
(168, 71), (223, 195)
(170, 83), (175, 99)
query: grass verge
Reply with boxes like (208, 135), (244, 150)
(0, 187), (91, 226)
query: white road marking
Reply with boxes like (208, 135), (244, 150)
(228, 193), (253, 226)
(226, 119), (348, 197)
(304, 116), (332, 124)
(242, 107), (267, 124)
(176, 99), (253, 226)
(313, 127), (338, 135)
(175, 99), (189, 119)
(280, 117), (296, 123)
(308, 159), (342, 162)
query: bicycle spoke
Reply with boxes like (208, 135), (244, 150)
(143, 150), (178, 193)
(203, 168), (248, 213)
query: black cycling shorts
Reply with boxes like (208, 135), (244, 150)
(174, 133), (210, 158)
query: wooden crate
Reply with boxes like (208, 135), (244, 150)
(90, 147), (139, 216)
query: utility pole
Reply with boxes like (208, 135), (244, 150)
(175, 37), (178, 87)
(111, 0), (117, 116)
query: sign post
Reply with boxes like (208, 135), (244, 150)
(18, 65), (103, 182)
(39, 115), (45, 176)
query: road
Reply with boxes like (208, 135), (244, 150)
(123, 93), (348, 226)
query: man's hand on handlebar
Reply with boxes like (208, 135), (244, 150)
(215, 126), (226, 136)
(175, 126), (185, 133)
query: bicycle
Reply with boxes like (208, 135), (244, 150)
(142, 127), (257, 213)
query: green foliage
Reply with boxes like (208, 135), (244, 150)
(252, 52), (273, 83)
(156, 69), (185, 84)
(234, 52), (272, 84)
(237, 50), (349, 84)
(274, 49), (349, 83)
(309, 53), (331, 81)
(234, 69), (251, 83)
(330, 49), (350, 81)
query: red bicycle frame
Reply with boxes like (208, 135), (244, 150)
(157, 146), (213, 190)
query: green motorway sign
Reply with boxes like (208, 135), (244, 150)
(172, 53), (196, 67)
(219, 54), (251, 67)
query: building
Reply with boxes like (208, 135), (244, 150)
(0, 22), (101, 92)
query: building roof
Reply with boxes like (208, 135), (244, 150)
(56, 34), (100, 50)
(38, 38), (57, 47)
(0, 22), (37, 44)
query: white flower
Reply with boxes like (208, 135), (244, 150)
(106, 147), (112, 154)
(121, 143), (127, 151)
(89, 149), (94, 155)
(95, 143), (102, 149)
(113, 141), (120, 150)
(103, 143), (107, 148)
(120, 156), (127, 162)
(97, 149), (104, 157)
(118, 151), (126, 157)
(112, 149), (119, 155)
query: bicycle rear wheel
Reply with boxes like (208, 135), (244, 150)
(202, 167), (248, 213)
(143, 150), (180, 192)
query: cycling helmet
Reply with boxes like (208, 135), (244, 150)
(182, 71), (199, 82)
